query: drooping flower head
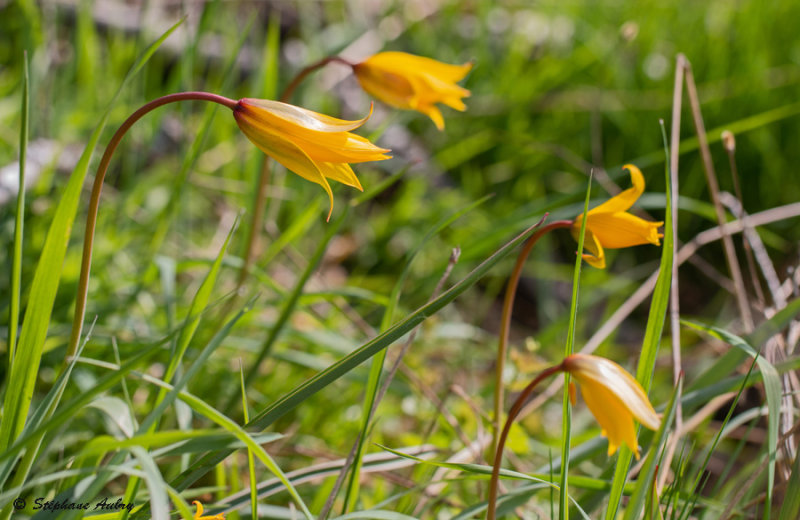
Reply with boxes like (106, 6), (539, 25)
(233, 99), (391, 220)
(572, 164), (663, 268)
(563, 354), (661, 458)
(352, 52), (472, 130)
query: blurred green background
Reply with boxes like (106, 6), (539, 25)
(1, 0), (799, 516)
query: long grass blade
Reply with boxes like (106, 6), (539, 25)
(8, 50), (29, 365)
(0, 19), (183, 454)
(681, 320), (781, 517)
(169, 220), (544, 494)
(606, 125), (674, 520)
(560, 174), (592, 520)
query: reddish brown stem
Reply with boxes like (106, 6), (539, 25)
(493, 219), (573, 455)
(280, 55), (355, 103)
(66, 92), (237, 360)
(487, 363), (565, 520)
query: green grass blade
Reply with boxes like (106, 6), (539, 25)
(159, 216), (239, 401)
(778, 443), (800, 520)
(607, 126), (674, 520)
(560, 174), (592, 520)
(681, 320), (781, 517)
(147, 16), (253, 258)
(236, 207), (347, 401)
(170, 220), (544, 493)
(0, 19), (183, 454)
(240, 363), (259, 520)
(345, 194), (492, 511)
(8, 50), (29, 365)
(621, 377), (682, 520)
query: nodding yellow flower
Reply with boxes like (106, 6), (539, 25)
(192, 500), (225, 520)
(352, 52), (472, 130)
(233, 98), (391, 220)
(572, 164), (663, 268)
(563, 354), (661, 458)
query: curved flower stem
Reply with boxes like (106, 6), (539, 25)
(281, 55), (355, 104)
(487, 363), (565, 520)
(236, 55), (355, 288)
(66, 92), (237, 361)
(492, 219), (573, 455)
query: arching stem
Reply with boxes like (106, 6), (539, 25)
(487, 363), (565, 520)
(66, 92), (237, 361)
(493, 220), (573, 455)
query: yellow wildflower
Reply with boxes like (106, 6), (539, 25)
(563, 354), (660, 458)
(352, 52), (472, 130)
(233, 98), (391, 219)
(572, 164), (663, 268)
(192, 500), (225, 520)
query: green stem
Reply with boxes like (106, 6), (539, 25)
(487, 363), (565, 520)
(236, 55), (354, 288)
(493, 220), (573, 455)
(66, 92), (237, 361)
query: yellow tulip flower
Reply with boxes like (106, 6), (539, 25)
(352, 52), (472, 130)
(572, 164), (663, 268)
(233, 98), (391, 219)
(563, 354), (660, 458)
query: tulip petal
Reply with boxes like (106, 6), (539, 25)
(354, 66), (416, 108)
(367, 52), (473, 82)
(235, 115), (334, 218)
(578, 381), (640, 457)
(353, 51), (471, 130)
(585, 211), (663, 249)
(318, 162), (363, 191)
(587, 164), (645, 216)
(240, 98), (372, 132)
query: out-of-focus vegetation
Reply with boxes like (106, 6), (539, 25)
(1, 0), (799, 518)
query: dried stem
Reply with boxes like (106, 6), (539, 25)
(683, 59), (754, 332)
(66, 92), (237, 361)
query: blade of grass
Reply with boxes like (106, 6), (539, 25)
(344, 195), (492, 512)
(607, 123), (674, 520)
(681, 320), (781, 517)
(146, 16), (253, 260)
(621, 377), (682, 520)
(240, 362), (259, 520)
(0, 19), (183, 456)
(8, 50), (29, 365)
(167, 219), (545, 496)
(560, 173), (592, 520)
(118, 217), (239, 520)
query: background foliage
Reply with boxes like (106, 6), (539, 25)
(1, 0), (799, 518)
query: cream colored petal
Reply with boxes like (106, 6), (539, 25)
(239, 98), (372, 132)
(585, 211), (664, 249)
(586, 164), (645, 216)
